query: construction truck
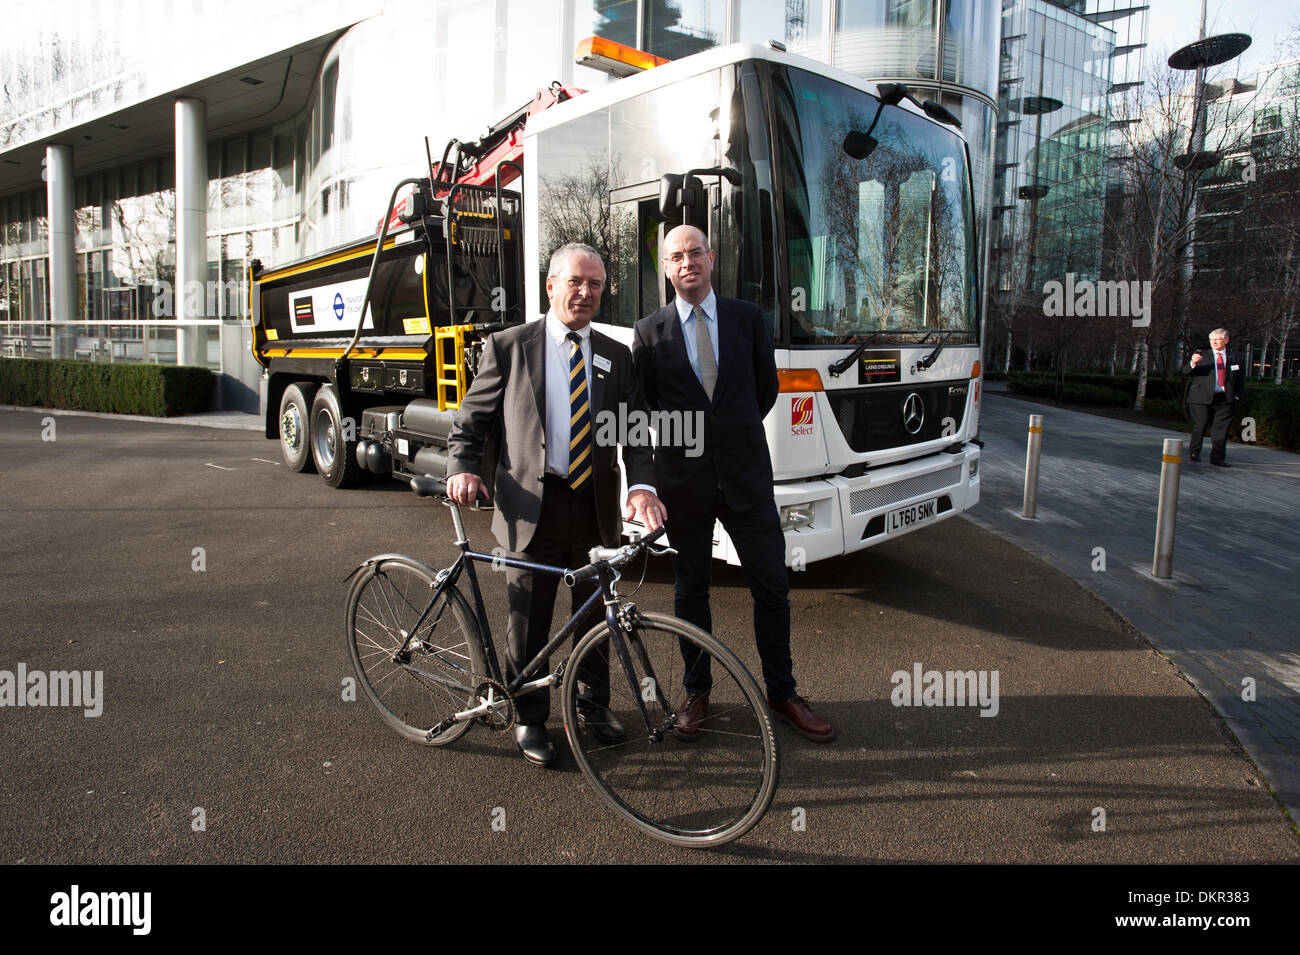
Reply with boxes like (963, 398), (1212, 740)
(250, 37), (983, 565)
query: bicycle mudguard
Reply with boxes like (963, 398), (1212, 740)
(341, 553), (430, 583)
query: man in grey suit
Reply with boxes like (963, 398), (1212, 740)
(446, 242), (665, 765)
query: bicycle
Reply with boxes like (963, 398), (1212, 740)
(344, 475), (779, 848)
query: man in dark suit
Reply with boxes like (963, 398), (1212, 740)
(632, 225), (833, 742)
(1183, 327), (1245, 467)
(446, 242), (665, 765)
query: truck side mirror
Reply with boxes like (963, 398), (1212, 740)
(659, 173), (706, 224)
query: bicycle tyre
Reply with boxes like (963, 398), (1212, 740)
(346, 557), (486, 746)
(561, 610), (779, 848)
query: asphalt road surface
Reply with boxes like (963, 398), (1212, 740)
(0, 409), (1295, 863)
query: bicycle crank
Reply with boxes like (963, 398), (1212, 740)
(472, 680), (515, 732)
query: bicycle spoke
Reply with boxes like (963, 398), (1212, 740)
(563, 613), (777, 847)
(347, 561), (487, 747)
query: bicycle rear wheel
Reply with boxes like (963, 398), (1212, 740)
(346, 557), (486, 746)
(561, 610), (778, 848)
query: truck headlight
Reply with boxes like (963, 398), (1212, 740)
(779, 503), (816, 530)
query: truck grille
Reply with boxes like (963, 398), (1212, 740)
(848, 464), (963, 515)
(826, 382), (968, 453)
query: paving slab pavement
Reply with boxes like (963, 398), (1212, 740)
(969, 384), (1300, 826)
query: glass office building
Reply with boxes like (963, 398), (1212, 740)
(1, 0), (999, 410)
(992, 1), (1118, 299)
(1193, 59), (1300, 379)
(988, 0), (1147, 368)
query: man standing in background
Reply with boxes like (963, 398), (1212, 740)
(1184, 327), (1244, 467)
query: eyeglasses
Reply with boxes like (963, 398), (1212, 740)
(664, 248), (710, 264)
(562, 277), (605, 292)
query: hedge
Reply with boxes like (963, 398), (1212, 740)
(1239, 383), (1300, 450)
(1004, 371), (1300, 451)
(1004, 374), (1134, 407)
(0, 358), (213, 417)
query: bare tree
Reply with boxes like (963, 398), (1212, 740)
(538, 153), (613, 260)
(1238, 59), (1300, 382)
(1103, 56), (1257, 408)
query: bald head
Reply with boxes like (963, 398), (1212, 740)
(661, 225), (715, 305)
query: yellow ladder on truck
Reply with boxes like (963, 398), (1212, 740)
(434, 324), (475, 411)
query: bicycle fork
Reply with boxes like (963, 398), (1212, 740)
(604, 594), (677, 743)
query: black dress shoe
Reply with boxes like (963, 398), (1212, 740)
(1211, 460), (1231, 468)
(1189, 452), (1200, 462)
(577, 701), (626, 743)
(513, 724), (556, 766)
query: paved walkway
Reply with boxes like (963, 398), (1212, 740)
(968, 384), (1300, 825)
(10, 395), (1298, 828)
(0, 404), (262, 431)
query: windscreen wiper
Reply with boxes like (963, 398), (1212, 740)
(916, 329), (958, 371)
(828, 332), (885, 378)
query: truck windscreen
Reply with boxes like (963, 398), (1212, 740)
(771, 66), (978, 348)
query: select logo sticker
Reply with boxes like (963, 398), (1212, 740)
(791, 395), (814, 436)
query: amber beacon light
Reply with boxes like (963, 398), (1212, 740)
(575, 36), (669, 77)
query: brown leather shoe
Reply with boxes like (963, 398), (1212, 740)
(769, 695), (835, 742)
(673, 693), (709, 742)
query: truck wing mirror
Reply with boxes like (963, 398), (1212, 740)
(659, 173), (706, 222)
(843, 131), (877, 160)
(659, 167), (743, 223)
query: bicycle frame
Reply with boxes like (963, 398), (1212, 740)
(361, 500), (664, 738)
(346, 490), (778, 847)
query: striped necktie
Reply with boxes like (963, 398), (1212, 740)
(567, 331), (593, 491)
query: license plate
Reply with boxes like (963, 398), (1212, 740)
(887, 498), (937, 533)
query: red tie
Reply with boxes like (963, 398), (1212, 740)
(1216, 352), (1225, 390)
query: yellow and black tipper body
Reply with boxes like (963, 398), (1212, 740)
(249, 180), (520, 488)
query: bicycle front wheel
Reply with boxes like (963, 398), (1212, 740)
(561, 610), (779, 848)
(346, 557), (486, 746)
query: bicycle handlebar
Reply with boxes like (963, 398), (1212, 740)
(563, 525), (669, 587)
(410, 474), (489, 506)
(413, 473), (666, 582)
(410, 475), (447, 497)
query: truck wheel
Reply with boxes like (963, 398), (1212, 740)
(310, 385), (363, 488)
(279, 382), (317, 473)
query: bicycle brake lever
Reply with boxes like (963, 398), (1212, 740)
(646, 544), (678, 557)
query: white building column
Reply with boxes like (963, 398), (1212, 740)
(46, 144), (76, 356)
(175, 97), (208, 366)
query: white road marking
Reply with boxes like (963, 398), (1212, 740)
(205, 463), (236, 471)
(251, 458), (281, 466)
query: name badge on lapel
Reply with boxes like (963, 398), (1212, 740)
(592, 354), (612, 374)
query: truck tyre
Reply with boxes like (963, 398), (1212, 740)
(310, 384), (363, 488)
(279, 382), (317, 473)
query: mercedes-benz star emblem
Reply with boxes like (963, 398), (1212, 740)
(902, 393), (925, 435)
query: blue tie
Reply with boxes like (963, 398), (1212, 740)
(567, 332), (593, 491)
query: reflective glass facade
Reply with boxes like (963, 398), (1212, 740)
(0, 0), (1002, 405)
(992, 1), (1115, 295)
(1193, 60), (1300, 379)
